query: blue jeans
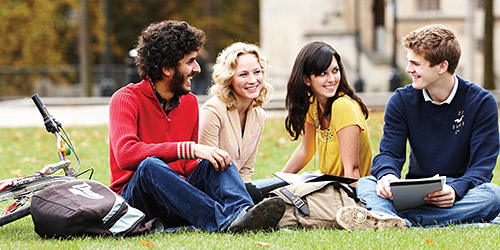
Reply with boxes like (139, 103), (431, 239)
(356, 176), (500, 227)
(120, 157), (253, 232)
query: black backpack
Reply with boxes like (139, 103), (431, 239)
(31, 179), (163, 238)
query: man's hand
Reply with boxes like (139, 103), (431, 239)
(194, 144), (231, 171)
(376, 174), (398, 200)
(424, 184), (456, 207)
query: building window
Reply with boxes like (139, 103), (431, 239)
(476, 38), (483, 51)
(477, 0), (484, 8)
(418, 0), (440, 11)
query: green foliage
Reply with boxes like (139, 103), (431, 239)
(0, 0), (106, 96)
(109, 0), (260, 63)
(0, 0), (259, 96)
(0, 1), (74, 66)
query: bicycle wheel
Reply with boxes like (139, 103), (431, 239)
(0, 175), (75, 226)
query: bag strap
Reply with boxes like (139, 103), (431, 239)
(334, 182), (367, 207)
(279, 187), (310, 217)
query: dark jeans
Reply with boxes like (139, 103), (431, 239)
(120, 157), (254, 231)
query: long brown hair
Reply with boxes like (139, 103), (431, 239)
(285, 41), (369, 140)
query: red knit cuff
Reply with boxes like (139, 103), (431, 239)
(177, 141), (196, 159)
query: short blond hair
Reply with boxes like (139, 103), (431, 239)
(403, 24), (461, 74)
(210, 42), (271, 110)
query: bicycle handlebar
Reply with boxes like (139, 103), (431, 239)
(31, 94), (60, 133)
(31, 94), (48, 120)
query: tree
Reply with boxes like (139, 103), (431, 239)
(0, 0), (106, 96)
(483, 0), (495, 90)
(109, 0), (259, 63)
(0, 0), (260, 96)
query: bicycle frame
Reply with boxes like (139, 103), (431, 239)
(0, 105), (77, 194)
(0, 126), (77, 217)
(34, 132), (75, 177)
(0, 94), (89, 220)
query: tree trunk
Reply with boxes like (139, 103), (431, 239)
(484, 0), (495, 90)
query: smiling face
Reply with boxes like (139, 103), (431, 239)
(230, 53), (264, 105)
(169, 50), (201, 95)
(405, 49), (442, 90)
(305, 55), (340, 105)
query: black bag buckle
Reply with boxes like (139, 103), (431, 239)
(279, 187), (310, 217)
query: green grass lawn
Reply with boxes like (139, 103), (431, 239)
(0, 111), (499, 249)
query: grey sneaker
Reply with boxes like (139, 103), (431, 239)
(227, 197), (285, 233)
(336, 206), (406, 231)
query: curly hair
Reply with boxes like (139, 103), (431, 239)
(403, 24), (461, 74)
(285, 41), (369, 141)
(135, 20), (206, 82)
(210, 42), (271, 110)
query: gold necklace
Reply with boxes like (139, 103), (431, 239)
(313, 101), (334, 142)
(312, 100), (334, 173)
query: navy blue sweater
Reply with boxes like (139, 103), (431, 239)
(372, 76), (499, 199)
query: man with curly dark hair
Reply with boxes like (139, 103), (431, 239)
(108, 20), (285, 232)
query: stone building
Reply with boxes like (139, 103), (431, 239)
(260, 0), (500, 97)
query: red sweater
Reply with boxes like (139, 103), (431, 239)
(109, 79), (199, 193)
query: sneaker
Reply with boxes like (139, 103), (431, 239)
(336, 206), (407, 231)
(226, 197), (286, 233)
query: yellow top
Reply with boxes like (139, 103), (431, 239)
(306, 95), (372, 177)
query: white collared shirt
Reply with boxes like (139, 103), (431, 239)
(422, 75), (458, 105)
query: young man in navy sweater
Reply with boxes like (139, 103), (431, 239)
(337, 24), (500, 230)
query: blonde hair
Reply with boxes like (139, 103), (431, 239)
(210, 42), (271, 110)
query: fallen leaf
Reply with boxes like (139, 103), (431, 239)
(425, 239), (438, 246)
(140, 241), (156, 247)
(255, 242), (270, 248)
(10, 169), (22, 177)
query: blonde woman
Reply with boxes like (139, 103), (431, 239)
(199, 42), (271, 183)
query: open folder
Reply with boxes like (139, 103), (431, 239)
(389, 175), (446, 211)
(273, 171), (357, 185)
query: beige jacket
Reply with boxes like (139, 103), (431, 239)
(199, 96), (265, 182)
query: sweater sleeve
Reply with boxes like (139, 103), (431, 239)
(371, 91), (408, 179)
(448, 93), (499, 199)
(109, 90), (195, 171)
